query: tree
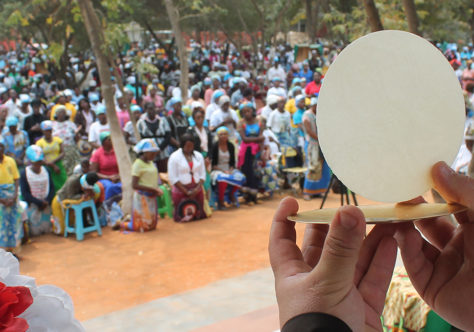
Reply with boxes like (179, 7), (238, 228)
(0, 0), (92, 87)
(164, 0), (189, 103)
(401, 0), (420, 35)
(77, 0), (134, 215)
(305, 0), (322, 42)
(362, 0), (384, 31)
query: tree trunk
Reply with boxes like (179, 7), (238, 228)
(401, 0), (420, 35)
(164, 0), (188, 102)
(471, 2), (474, 46)
(305, 0), (316, 42)
(77, 0), (133, 214)
(108, 54), (140, 143)
(362, 0), (384, 32)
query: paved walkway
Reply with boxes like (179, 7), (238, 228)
(83, 252), (404, 331)
(83, 268), (278, 332)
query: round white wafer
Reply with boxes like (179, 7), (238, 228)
(317, 30), (465, 203)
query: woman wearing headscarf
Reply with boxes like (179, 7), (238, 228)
(142, 84), (164, 111)
(89, 131), (122, 200)
(20, 145), (55, 236)
(211, 126), (245, 209)
(238, 102), (265, 204)
(186, 84), (205, 106)
(187, 106), (213, 200)
(302, 97), (331, 200)
(36, 120), (67, 191)
(51, 172), (101, 235)
(124, 105), (143, 146)
(52, 105), (80, 175)
(167, 133), (206, 222)
(166, 98), (189, 152)
(0, 136), (23, 252)
(137, 102), (171, 172)
(120, 139), (163, 232)
(3, 116), (29, 169)
(205, 90), (224, 122)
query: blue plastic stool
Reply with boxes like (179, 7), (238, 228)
(157, 185), (173, 218)
(64, 200), (102, 241)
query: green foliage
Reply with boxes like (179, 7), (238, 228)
(322, 0), (471, 43)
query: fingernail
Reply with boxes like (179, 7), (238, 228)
(339, 209), (357, 230)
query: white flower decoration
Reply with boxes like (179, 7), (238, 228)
(0, 249), (84, 332)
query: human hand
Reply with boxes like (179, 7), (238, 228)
(111, 174), (121, 183)
(40, 200), (48, 210)
(155, 188), (163, 197)
(395, 161), (474, 331)
(52, 164), (60, 173)
(189, 186), (200, 198)
(269, 197), (397, 331)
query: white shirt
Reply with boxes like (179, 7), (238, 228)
(5, 98), (20, 118)
(210, 108), (239, 138)
(88, 121), (110, 145)
(194, 126), (208, 152)
(168, 148), (206, 185)
(205, 103), (220, 121)
(13, 106), (32, 130)
(260, 105), (273, 120)
(26, 166), (50, 200)
(267, 87), (287, 99)
(267, 66), (286, 82)
(267, 109), (291, 134)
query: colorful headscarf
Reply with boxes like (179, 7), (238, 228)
(216, 126), (229, 134)
(130, 105), (142, 113)
(40, 120), (53, 131)
(5, 116), (18, 127)
(95, 105), (106, 115)
(218, 95), (230, 107)
(190, 84), (201, 94)
(239, 102), (254, 111)
(134, 138), (160, 154)
(169, 97), (182, 107)
(99, 131), (111, 144)
(211, 90), (224, 103)
(26, 145), (44, 162)
(80, 174), (100, 194)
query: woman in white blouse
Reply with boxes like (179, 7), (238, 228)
(167, 133), (207, 222)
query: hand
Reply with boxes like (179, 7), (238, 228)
(52, 164), (60, 173)
(395, 161), (474, 331)
(111, 174), (121, 183)
(40, 200), (48, 210)
(269, 197), (397, 331)
(155, 188), (163, 196)
(189, 186), (201, 198)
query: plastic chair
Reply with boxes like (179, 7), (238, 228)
(64, 200), (102, 241)
(157, 185), (173, 218)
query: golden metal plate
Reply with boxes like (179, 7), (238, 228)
(288, 203), (466, 224)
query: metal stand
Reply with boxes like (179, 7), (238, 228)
(320, 174), (358, 209)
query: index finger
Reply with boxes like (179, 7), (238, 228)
(269, 197), (311, 279)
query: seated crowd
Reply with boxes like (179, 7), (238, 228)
(0, 41), (472, 255)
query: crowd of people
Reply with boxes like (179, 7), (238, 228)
(0, 39), (473, 253)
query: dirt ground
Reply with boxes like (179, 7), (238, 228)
(19, 192), (376, 321)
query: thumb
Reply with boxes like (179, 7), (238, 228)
(311, 205), (366, 286)
(432, 161), (474, 209)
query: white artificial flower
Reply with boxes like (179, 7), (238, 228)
(0, 249), (84, 332)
